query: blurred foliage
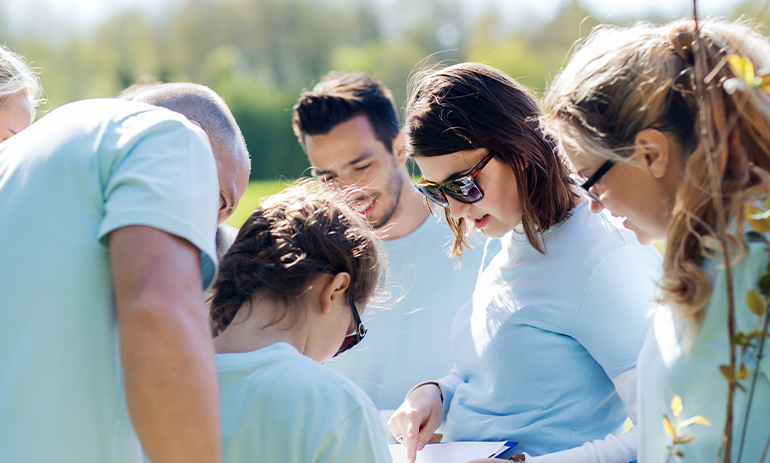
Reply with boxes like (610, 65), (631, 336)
(0, 0), (762, 179)
(227, 179), (293, 227)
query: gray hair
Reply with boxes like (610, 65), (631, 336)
(133, 82), (250, 172)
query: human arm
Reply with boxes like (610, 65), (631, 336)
(111, 225), (222, 463)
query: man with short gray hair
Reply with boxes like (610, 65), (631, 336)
(0, 83), (248, 463)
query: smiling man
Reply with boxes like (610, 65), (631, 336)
(292, 72), (485, 415)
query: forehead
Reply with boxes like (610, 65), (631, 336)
(414, 148), (488, 183)
(216, 144), (250, 193)
(305, 115), (390, 170)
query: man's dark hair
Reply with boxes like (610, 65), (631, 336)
(292, 72), (400, 152)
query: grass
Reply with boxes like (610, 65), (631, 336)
(226, 179), (295, 228)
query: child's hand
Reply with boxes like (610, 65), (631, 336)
(387, 383), (444, 463)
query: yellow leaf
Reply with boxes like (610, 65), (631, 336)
(663, 414), (675, 435)
(738, 365), (750, 381)
(728, 55), (755, 86)
(746, 205), (770, 232)
(748, 218), (769, 233)
(670, 395), (683, 418)
(681, 415), (712, 428)
(746, 290), (766, 316)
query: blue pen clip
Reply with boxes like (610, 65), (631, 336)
(489, 441), (519, 459)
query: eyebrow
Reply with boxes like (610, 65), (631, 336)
(435, 159), (481, 184)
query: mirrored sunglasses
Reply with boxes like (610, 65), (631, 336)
(415, 153), (494, 208)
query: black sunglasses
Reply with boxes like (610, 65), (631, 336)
(569, 160), (614, 205)
(334, 294), (367, 357)
(415, 153), (494, 208)
(320, 268), (368, 357)
(570, 126), (677, 205)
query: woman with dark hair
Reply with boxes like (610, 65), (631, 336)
(208, 180), (390, 463)
(543, 18), (770, 463)
(388, 63), (662, 463)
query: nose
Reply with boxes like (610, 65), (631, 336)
(447, 198), (472, 221)
(588, 199), (604, 214)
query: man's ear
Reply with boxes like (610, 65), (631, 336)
(319, 272), (351, 315)
(392, 131), (407, 165)
(633, 128), (671, 179)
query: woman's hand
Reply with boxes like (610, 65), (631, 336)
(387, 383), (444, 463)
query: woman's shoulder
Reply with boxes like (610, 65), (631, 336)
(546, 202), (662, 265)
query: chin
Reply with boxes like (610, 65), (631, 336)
(625, 222), (657, 245)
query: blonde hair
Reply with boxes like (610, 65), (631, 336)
(543, 18), (770, 332)
(0, 45), (43, 120)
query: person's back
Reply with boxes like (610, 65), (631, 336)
(0, 98), (219, 463)
(292, 72), (485, 411)
(218, 343), (389, 463)
(209, 181), (391, 463)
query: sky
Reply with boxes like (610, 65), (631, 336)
(1, 0), (743, 38)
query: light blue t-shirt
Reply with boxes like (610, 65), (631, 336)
(326, 214), (485, 410)
(440, 203), (662, 456)
(637, 234), (770, 463)
(0, 99), (220, 463)
(217, 342), (392, 463)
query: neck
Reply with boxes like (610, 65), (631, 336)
(375, 165), (430, 241)
(214, 298), (309, 355)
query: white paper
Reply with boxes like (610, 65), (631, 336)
(389, 441), (507, 463)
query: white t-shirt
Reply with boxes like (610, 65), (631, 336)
(440, 203), (662, 457)
(326, 213), (485, 410)
(0, 99), (220, 463)
(217, 342), (392, 463)
(638, 233), (770, 463)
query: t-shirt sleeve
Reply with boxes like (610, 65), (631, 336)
(95, 111), (220, 288)
(571, 244), (662, 378)
(315, 401), (392, 463)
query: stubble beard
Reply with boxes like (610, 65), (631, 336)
(371, 166), (404, 230)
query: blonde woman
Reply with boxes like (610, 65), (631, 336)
(544, 18), (770, 463)
(0, 45), (42, 141)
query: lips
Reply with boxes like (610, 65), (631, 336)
(474, 214), (490, 229)
(351, 196), (376, 217)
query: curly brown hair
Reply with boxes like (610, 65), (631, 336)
(208, 179), (383, 336)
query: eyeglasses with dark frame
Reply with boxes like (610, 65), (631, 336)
(320, 269), (367, 357)
(334, 293), (367, 357)
(415, 153), (494, 208)
(570, 126), (676, 205)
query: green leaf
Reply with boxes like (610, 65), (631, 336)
(738, 365), (750, 381)
(747, 231), (769, 244)
(720, 365), (735, 381)
(746, 289), (766, 316)
(733, 332), (748, 346)
(760, 275), (770, 294)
